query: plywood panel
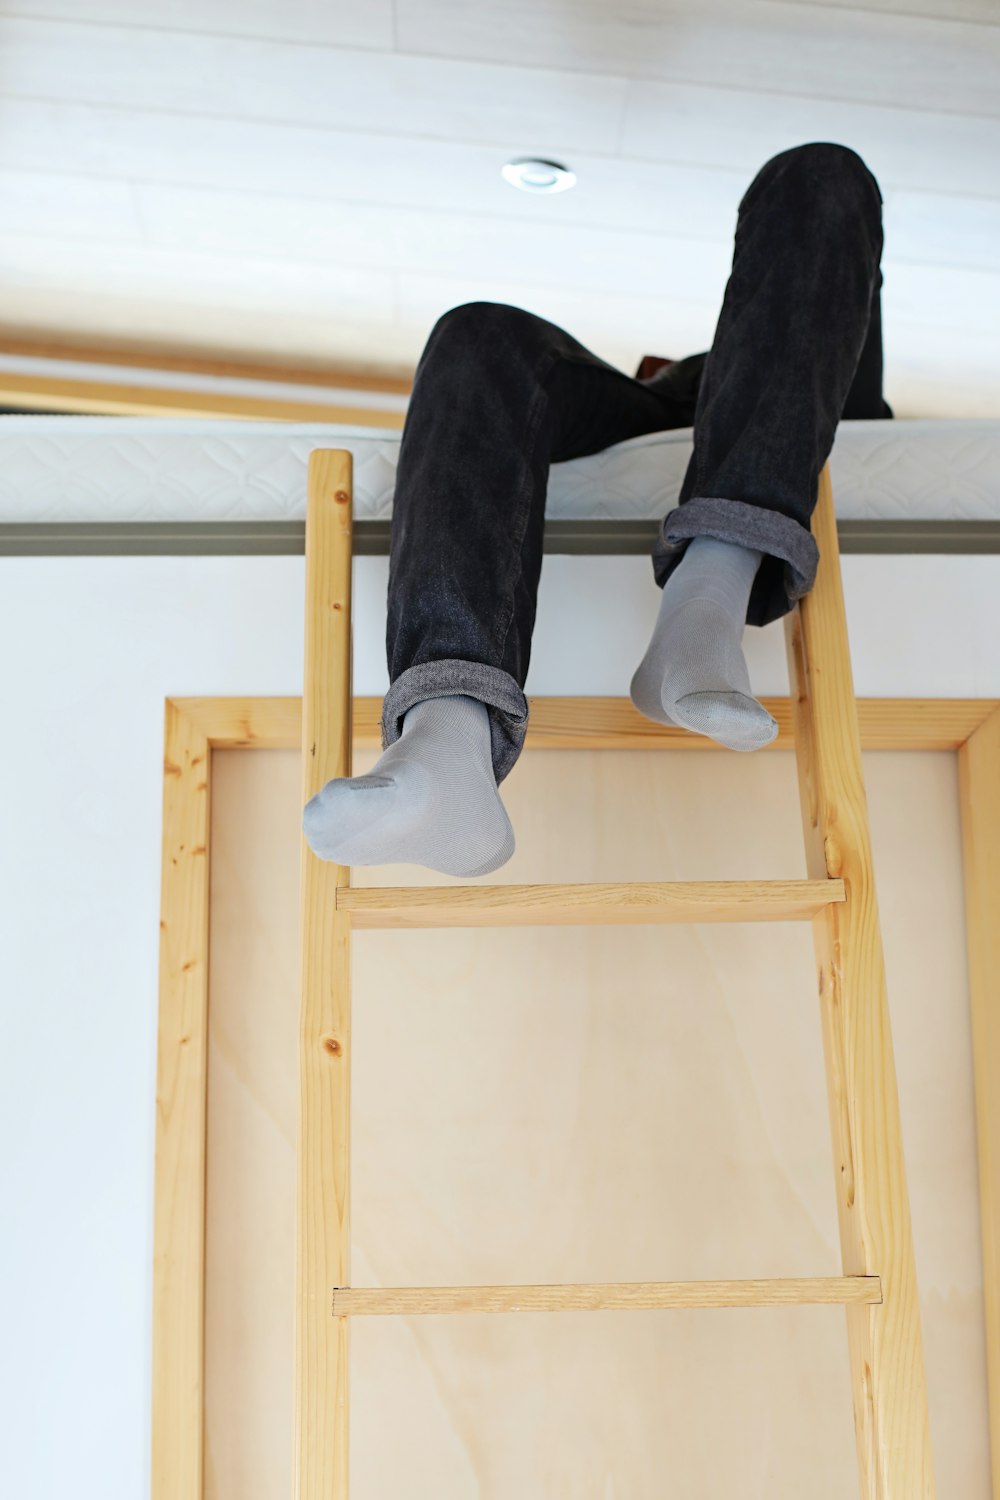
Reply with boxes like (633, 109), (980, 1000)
(4, 95), (1000, 209)
(0, 233), (392, 319)
(132, 184), (735, 301)
(0, 20), (628, 148)
(791, 0), (999, 19)
(205, 746), (989, 1498)
(131, 157), (750, 241)
(887, 193), (1000, 274)
(0, 168), (141, 244)
(620, 84), (1000, 197)
(396, 0), (1000, 115)
(15, 0), (394, 47)
(205, 754), (300, 1500)
(110, 178), (1000, 283)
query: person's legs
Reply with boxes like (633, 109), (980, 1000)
(304, 302), (690, 874)
(632, 142), (889, 744)
(382, 303), (689, 764)
(305, 143), (891, 868)
(653, 141), (888, 627)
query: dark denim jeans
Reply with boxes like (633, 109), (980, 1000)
(384, 142), (891, 781)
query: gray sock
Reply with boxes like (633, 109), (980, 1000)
(302, 694), (515, 877)
(630, 535), (778, 751)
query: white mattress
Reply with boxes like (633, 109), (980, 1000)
(0, 415), (998, 524)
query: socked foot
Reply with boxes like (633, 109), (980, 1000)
(302, 694), (515, 876)
(630, 535), (778, 752)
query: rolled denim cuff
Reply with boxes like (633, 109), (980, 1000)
(381, 659), (529, 784)
(652, 495), (820, 628)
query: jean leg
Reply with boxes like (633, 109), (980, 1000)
(842, 266), (893, 421)
(653, 141), (887, 626)
(384, 301), (686, 779)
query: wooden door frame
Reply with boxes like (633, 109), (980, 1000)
(153, 692), (1000, 1500)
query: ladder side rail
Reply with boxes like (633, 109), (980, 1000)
(296, 450), (354, 1500)
(152, 702), (212, 1500)
(957, 702), (1000, 1500)
(785, 463), (935, 1499)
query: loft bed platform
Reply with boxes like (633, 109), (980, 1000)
(0, 414), (999, 556)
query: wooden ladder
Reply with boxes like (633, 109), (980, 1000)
(296, 449), (937, 1499)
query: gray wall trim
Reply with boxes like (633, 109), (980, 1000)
(2, 518), (1000, 558)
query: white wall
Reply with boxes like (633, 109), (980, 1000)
(1, 550), (999, 1500)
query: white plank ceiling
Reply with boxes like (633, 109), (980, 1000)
(0, 1), (998, 414)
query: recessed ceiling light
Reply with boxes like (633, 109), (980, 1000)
(501, 157), (576, 194)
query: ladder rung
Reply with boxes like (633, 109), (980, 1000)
(337, 879), (846, 929)
(331, 1276), (881, 1316)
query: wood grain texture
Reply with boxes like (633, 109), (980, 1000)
(337, 878), (846, 929)
(395, 0), (1000, 114)
(516, 696), (997, 753)
(0, 0), (395, 49)
(203, 748), (299, 1500)
(171, 696), (303, 749)
(785, 466), (935, 1498)
(152, 700), (211, 1500)
(0, 372), (404, 427)
(158, 683), (984, 1498)
(170, 694), (999, 754)
(331, 1277), (882, 1316)
(204, 741), (991, 1495)
(958, 702), (1000, 1500)
(296, 452), (353, 1500)
(0, 333), (411, 391)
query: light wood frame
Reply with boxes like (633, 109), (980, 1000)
(0, 336), (408, 425)
(155, 693), (1000, 1500)
(154, 497), (1000, 1499)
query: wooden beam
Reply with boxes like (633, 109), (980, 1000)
(170, 695), (303, 750)
(296, 452), (353, 1500)
(338, 878), (845, 929)
(785, 467), (935, 1498)
(331, 1276), (882, 1316)
(513, 695), (995, 753)
(168, 695), (1000, 755)
(152, 702), (211, 1500)
(958, 701), (1000, 1500)
(0, 330), (412, 391)
(0, 371), (404, 427)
